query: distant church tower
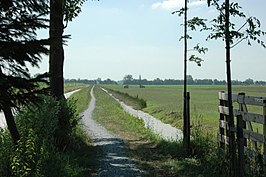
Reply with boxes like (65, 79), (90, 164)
(139, 74), (142, 88)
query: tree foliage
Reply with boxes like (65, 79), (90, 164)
(172, 6), (208, 66)
(64, 0), (86, 24)
(205, 1), (265, 176)
(123, 74), (134, 84)
(207, 0), (266, 48)
(0, 0), (49, 143)
(0, 0), (49, 107)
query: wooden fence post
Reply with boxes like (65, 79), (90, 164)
(237, 113), (245, 177)
(219, 92), (266, 176)
(263, 101), (266, 174)
(219, 91), (226, 149)
(237, 93), (245, 177)
(238, 93), (247, 147)
(186, 92), (191, 155)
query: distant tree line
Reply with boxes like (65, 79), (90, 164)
(123, 75), (266, 86)
(64, 78), (118, 85)
(65, 75), (266, 86)
(64, 75), (266, 85)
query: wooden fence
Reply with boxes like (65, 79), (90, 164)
(218, 91), (266, 177)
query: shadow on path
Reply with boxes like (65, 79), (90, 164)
(82, 86), (143, 177)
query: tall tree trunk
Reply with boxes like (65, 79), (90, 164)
(49, 0), (70, 151)
(2, 105), (20, 144)
(49, 0), (65, 99)
(0, 68), (20, 144)
(225, 0), (236, 176)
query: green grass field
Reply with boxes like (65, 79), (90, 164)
(104, 85), (266, 135)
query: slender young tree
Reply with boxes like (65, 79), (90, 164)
(183, 0), (188, 152)
(207, 0), (265, 176)
(0, 0), (49, 144)
(172, 0), (207, 155)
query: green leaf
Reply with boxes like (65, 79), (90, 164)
(189, 55), (204, 67)
(172, 7), (186, 16)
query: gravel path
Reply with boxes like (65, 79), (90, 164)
(64, 89), (81, 99)
(0, 112), (5, 128)
(0, 89), (81, 128)
(82, 86), (143, 177)
(101, 88), (183, 142)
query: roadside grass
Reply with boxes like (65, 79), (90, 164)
(93, 86), (228, 177)
(69, 85), (91, 113)
(103, 87), (147, 110)
(104, 85), (266, 136)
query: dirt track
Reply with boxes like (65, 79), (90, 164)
(81, 86), (143, 177)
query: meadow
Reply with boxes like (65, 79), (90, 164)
(105, 85), (266, 135)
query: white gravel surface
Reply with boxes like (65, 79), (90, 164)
(0, 112), (5, 128)
(82, 86), (143, 177)
(64, 89), (81, 99)
(101, 88), (183, 142)
(0, 89), (81, 128)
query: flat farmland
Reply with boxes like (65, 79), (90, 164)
(105, 85), (266, 135)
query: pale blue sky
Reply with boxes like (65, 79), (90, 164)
(33, 0), (266, 81)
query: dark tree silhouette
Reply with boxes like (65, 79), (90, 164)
(49, 0), (90, 150)
(49, 0), (88, 99)
(0, 0), (49, 144)
(49, 0), (65, 99)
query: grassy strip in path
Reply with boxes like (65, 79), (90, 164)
(65, 85), (99, 176)
(69, 85), (91, 113)
(94, 86), (152, 140)
(93, 86), (228, 177)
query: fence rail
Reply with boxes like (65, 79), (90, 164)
(218, 91), (266, 177)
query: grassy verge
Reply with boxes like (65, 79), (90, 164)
(104, 85), (266, 136)
(103, 87), (147, 110)
(93, 86), (228, 177)
(69, 86), (91, 113)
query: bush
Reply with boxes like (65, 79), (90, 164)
(16, 96), (59, 141)
(0, 95), (83, 177)
(11, 129), (44, 177)
(0, 128), (13, 176)
(54, 98), (80, 151)
(188, 113), (229, 177)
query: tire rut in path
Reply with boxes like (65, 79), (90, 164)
(81, 86), (143, 177)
